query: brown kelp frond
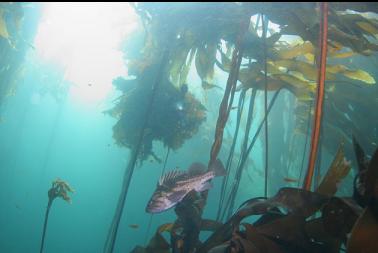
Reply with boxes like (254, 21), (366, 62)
(40, 178), (74, 253)
(316, 143), (352, 196)
(48, 178), (75, 204)
(196, 187), (363, 253)
(347, 145), (378, 253)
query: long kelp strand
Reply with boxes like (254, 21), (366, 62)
(143, 148), (170, 245)
(223, 89), (257, 220)
(39, 200), (52, 253)
(216, 89), (246, 221)
(222, 88), (282, 220)
(262, 14), (269, 197)
(216, 14), (262, 221)
(303, 2), (328, 190)
(103, 49), (170, 253)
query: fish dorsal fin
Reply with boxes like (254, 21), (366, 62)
(159, 169), (185, 186)
(188, 162), (207, 176)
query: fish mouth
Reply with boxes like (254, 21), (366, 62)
(146, 201), (163, 213)
(145, 204), (165, 214)
(146, 198), (171, 213)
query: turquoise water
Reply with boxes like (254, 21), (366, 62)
(1, 3), (377, 253)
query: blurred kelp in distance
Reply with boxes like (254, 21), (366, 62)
(0, 2), (40, 111)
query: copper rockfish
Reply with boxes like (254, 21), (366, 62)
(146, 159), (226, 213)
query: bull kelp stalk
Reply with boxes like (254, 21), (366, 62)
(173, 14), (250, 253)
(144, 147), (170, 245)
(103, 49), (170, 253)
(303, 2), (329, 191)
(216, 89), (246, 221)
(262, 14), (269, 198)
(217, 14), (262, 222)
(40, 179), (74, 253)
(223, 89), (257, 217)
(222, 88), (282, 221)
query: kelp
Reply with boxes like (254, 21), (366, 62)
(197, 150), (368, 253)
(122, 3), (378, 252)
(124, 2), (378, 162)
(136, 136), (371, 253)
(107, 65), (206, 162)
(347, 142), (378, 253)
(197, 188), (360, 253)
(0, 3), (38, 111)
(40, 179), (74, 253)
(316, 143), (352, 196)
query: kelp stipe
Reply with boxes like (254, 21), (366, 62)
(40, 179), (74, 253)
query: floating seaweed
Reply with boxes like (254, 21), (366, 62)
(107, 64), (206, 162)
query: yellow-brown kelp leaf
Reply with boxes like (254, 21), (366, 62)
(316, 144), (351, 196)
(326, 65), (375, 85)
(275, 41), (314, 59)
(179, 48), (196, 86)
(218, 49), (232, 72)
(328, 24), (378, 55)
(328, 50), (355, 59)
(356, 21), (378, 36)
(169, 45), (192, 86)
(0, 8), (9, 39)
(343, 69), (376, 85)
(336, 13), (378, 37)
(273, 73), (317, 91)
(271, 60), (318, 80)
(195, 43), (217, 84)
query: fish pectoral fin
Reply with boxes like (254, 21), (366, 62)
(195, 181), (213, 192)
(167, 190), (187, 203)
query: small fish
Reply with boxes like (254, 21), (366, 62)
(283, 177), (299, 183)
(146, 159), (226, 213)
(129, 224), (139, 229)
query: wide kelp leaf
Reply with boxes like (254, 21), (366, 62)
(316, 143), (352, 196)
(347, 147), (378, 253)
(347, 207), (378, 253)
(321, 197), (361, 240)
(195, 42), (218, 88)
(204, 192), (359, 253)
(198, 188), (330, 253)
(0, 8), (9, 39)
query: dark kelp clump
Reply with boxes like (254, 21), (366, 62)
(107, 66), (206, 162)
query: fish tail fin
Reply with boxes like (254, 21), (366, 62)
(211, 159), (226, 177)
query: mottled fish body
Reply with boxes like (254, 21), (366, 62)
(146, 159), (226, 213)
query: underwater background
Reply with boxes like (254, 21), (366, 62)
(0, 2), (377, 253)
